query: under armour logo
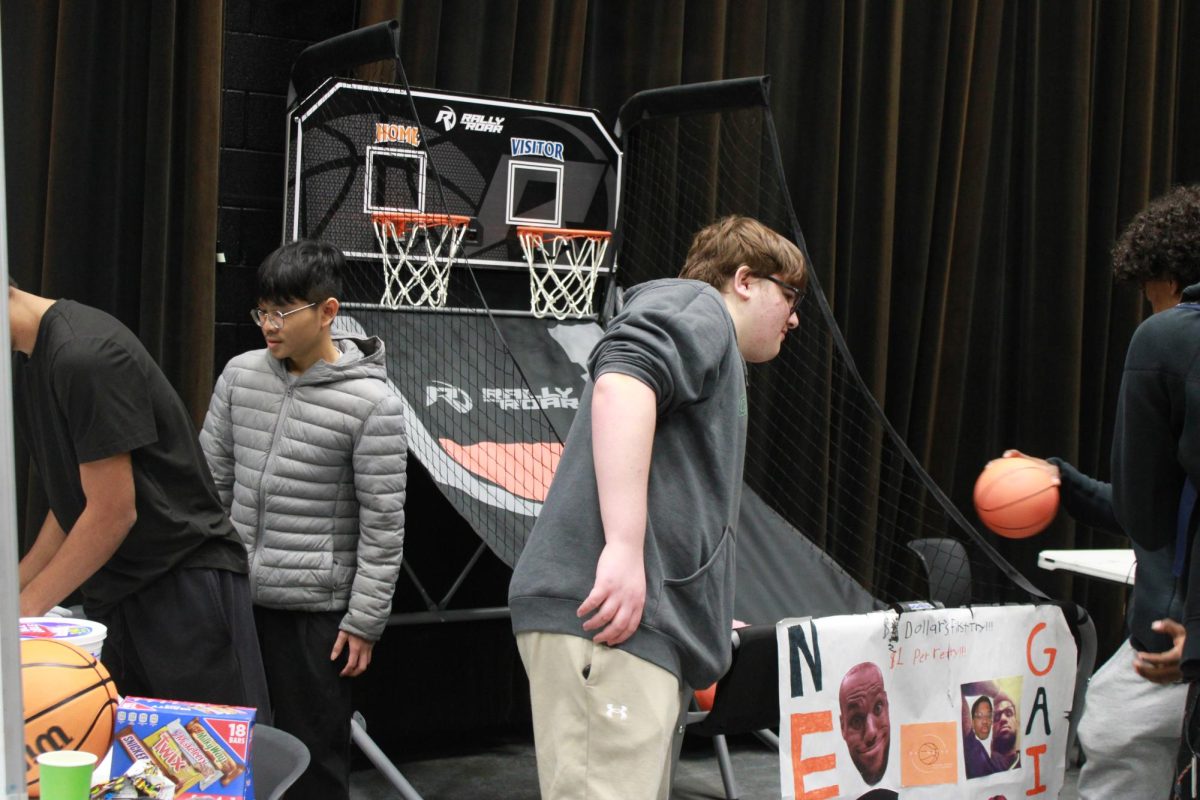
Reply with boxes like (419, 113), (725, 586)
(604, 704), (628, 720)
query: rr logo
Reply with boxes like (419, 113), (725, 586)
(426, 381), (472, 412)
(604, 704), (628, 721)
(435, 106), (457, 131)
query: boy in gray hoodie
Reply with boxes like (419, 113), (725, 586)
(200, 240), (406, 800)
(509, 215), (808, 800)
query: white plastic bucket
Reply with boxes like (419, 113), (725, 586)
(19, 617), (108, 659)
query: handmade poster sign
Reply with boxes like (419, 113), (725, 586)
(777, 605), (1077, 800)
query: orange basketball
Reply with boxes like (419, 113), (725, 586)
(973, 456), (1060, 539)
(21, 639), (118, 797)
(695, 682), (717, 712)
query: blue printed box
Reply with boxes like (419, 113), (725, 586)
(110, 697), (256, 799)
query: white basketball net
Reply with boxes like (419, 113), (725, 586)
(373, 215), (469, 309)
(519, 230), (611, 320)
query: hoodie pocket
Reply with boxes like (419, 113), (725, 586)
(662, 525), (733, 589)
(650, 525), (736, 685)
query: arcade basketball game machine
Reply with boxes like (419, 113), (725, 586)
(281, 20), (621, 796)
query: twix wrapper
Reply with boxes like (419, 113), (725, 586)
(143, 725), (204, 792)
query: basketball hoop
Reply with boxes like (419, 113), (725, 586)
(517, 227), (612, 320)
(372, 212), (471, 309)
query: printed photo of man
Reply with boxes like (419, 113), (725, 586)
(839, 662), (892, 786)
(960, 676), (1024, 779)
(964, 693), (998, 779)
(989, 692), (1021, 771)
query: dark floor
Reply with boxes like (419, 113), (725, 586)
(349, 733), (1082, 799)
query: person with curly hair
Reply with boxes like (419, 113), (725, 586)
(996, 184), (1200, 799)
(1108, 184), (1200, 800)
(1111, 183), (1200, 294)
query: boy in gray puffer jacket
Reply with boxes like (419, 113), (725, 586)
(200, 240), (406, 800)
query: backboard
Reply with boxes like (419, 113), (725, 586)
(283, 79), (621, 311)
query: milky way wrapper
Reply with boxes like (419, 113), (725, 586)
(184, 718), (244, 786)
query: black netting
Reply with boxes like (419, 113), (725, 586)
(614, 81), (1041, 606)
(289, 80), (578, 575)
(289, 69), (1041, 610)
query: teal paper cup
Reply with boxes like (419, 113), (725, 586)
(35, 751), (97, 800)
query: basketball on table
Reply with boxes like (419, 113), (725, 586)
(973, 455), (1060, 539)
(22, 638), (118, 797)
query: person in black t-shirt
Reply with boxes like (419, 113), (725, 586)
(9, 281), (270, 716)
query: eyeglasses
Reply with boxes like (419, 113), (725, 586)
(250, 302), (317, 331)
(762, 275), (806, 317)
(972, 713), (992, 720)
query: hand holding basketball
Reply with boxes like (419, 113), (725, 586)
(973, 453), (1061, 538)
(999, 449), (1061, 481)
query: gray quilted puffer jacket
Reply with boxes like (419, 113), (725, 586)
(199, 335), (406, 641)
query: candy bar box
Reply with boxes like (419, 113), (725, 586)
(108, 697), (256, 800)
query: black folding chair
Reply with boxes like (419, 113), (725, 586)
(681, 625), (780, 799)
(252, 724), (310, 800)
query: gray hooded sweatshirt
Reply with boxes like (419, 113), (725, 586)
(509, 279), (747, 689)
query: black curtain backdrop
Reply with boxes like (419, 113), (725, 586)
(2, 0), (223, 546)
(6, 0), (1200, 652)
(355, 0), (1200, 651)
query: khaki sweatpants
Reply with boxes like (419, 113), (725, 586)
(517, 631), (686, 800)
